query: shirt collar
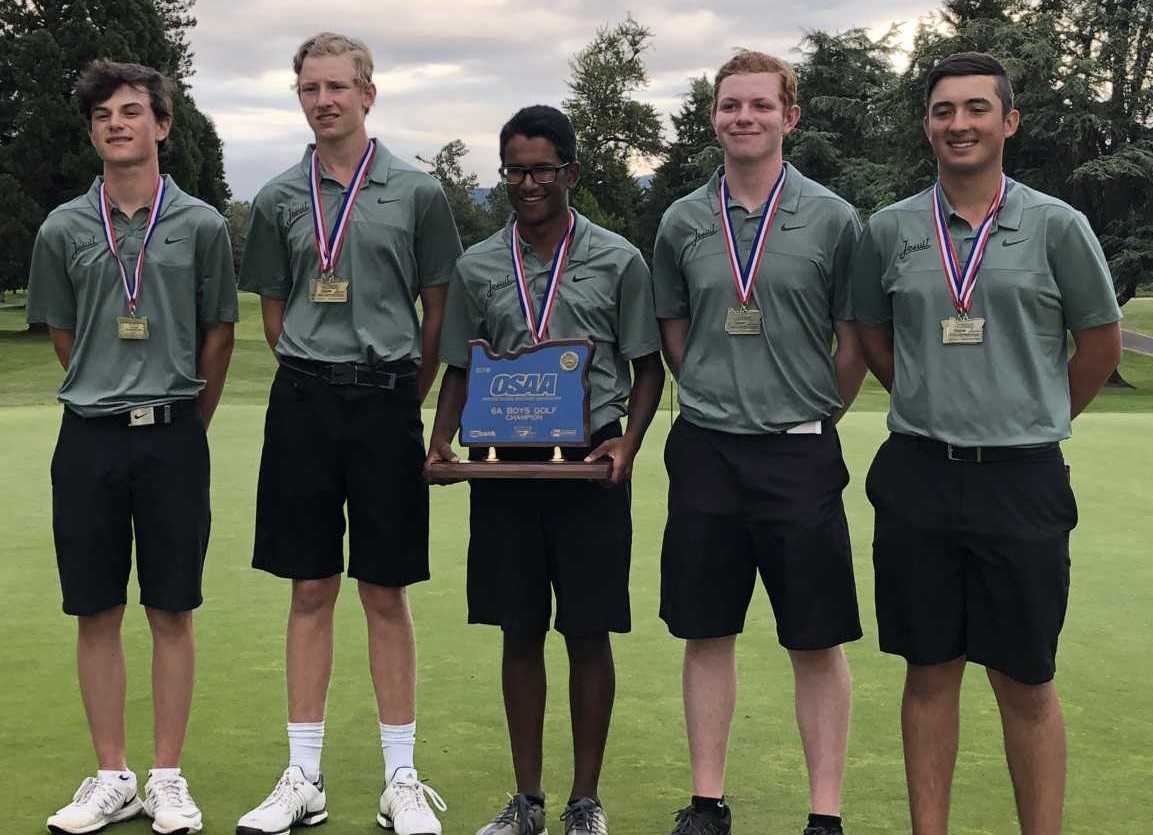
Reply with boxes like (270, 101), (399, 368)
(298, 138), (392, 187)
(935, 175), (1022, 232)
(504, 208), (592, 267)
(707, 161), (804, 217)
(85, 173), (180, 221)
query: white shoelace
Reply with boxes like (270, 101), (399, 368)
(150, 776), (192, 810)
(73, 778), (131, 815)
(392, 778), (448, 814)
(262, 772), (308, 815)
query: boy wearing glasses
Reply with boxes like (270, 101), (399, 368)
(235, 32), (461, 835)
(426, 105), (664, 835)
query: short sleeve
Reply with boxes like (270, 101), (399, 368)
(238, 190), (291, 298)
(652, 213), (689, 319)
(196, 215), (239, 325)
(26, 222), (76, 329)
(1050, 210), (1122, 331)
(616, 251), (661, 359)
(850, 217), (892, 327)
(439, 263), (485, 368)
(415, 183), (464, 289)
(831, 208), (863, 322)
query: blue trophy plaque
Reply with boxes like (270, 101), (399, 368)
(433, 338), (611, 480)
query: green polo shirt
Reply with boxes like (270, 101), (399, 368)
(440, 211), (661, 433)
(26, 176), (237, 417)
(852, 179), (1121, 446)
(238, 140), (462, 364)
(652, 164), (861, 434)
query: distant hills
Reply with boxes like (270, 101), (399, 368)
(470, 174), (654, 205)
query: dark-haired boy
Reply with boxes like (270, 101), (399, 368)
(27, 59), (236, 835)
(426, 104), (664, 835)
(852, 52), (1121, 833)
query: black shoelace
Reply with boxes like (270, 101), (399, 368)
(671, 806), (727, 835)
(561, 798), (601, 832)
(493, 794), (538, 835)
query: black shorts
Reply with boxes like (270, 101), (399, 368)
(51, 402), (210, 616)
(659, 417), (862, 648)
(253, 363), (429, 587)
(866, 433), (1077, 685)
(466, 422), (631, 637)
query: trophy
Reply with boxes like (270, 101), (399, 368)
(427, 338), (612, 480)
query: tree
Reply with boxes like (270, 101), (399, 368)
(786, 27), (903, 215)
(636, 75), (717, 259)
(418, 138), (503, 249)
(0, 0), (230, 293)
(564, 16), (665, 243)
(226, 199), (250, 275)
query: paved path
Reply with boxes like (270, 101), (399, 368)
(1123, 329), (1153, 356)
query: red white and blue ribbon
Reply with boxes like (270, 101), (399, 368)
(718, 166), (787, 306)
(309, 140), (376, 276)
(510, 209), (577, 343)
(931, 174), (1006, 315)
(99, 175), (166, 317)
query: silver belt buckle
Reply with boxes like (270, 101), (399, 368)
(946, 443), (982, 463)
(129, 407), (156, 427)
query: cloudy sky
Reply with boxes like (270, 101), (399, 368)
(183, 0), (939, 200)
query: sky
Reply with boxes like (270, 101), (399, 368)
(183, 0), (940, 200)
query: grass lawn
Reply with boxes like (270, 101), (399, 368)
(2, 295), (1152, 833)
(1121, 296), (1153, 337)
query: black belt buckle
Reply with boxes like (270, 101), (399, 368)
(374, 371), (398, 390)
(946, 443), (982, 463)
(328, 364), (357, 385)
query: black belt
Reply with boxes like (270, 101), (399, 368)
(279, 356), (418, 389)
(891, 432), (1059, 463)
(65, 399), (198, 427)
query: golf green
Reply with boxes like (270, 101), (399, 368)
(2, 403), (1150, 834)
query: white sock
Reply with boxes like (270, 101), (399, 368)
(97, 769), (135, 789)
(148, 768), (182, 781)
(380, 721), (416, 781)
(287, 721), (326, 783)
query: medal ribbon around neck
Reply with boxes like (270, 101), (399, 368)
(931, 174), (1006, 315)
(510, 209), (577, 343)
(309, 140), (376, 276)
(99, 175), (166, 317)
(718, 165), (787, 307)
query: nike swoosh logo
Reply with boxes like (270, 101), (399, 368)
(571, 274), (595, 282)
(118, 775), (132, 781)
(377, 198), (401, 205)
(1002, 237), (1028, 247)
(780, 222), (806, 231)
(164, 235), (186, 244)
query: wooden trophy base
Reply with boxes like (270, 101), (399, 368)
(429, 446), (612, 481)
(428, 459), (612, 481)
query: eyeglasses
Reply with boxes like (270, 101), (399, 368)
(498, 163), (571, 185)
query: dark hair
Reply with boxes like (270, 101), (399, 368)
(75, 59), (176, 123)
(925, 52), (1014, 115)
(499, 105), (577, 164)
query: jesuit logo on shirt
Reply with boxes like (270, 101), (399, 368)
(72, 235), (100, 257)
(284, 201), (310, 229)
(899, 237), (932, 259)
(487, 275), (516, 298)
(690, 225), (719, 248)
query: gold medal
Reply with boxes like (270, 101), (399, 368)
(310, 275), (349, 303)
(724, 306), (762, 335)
(117, 316), (150, 340)
(941, 316), (985, 344)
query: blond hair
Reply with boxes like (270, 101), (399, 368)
(292, 32), (374, 89)
(713, 51), (797, 111)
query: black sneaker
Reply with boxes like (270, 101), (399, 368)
(476, 793), (547, 835)
(561, 797), (607, 835)
(803, 827), (843, 835)
(669, 804), (731, 835)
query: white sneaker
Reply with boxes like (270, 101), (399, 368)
(47, 775), (143, 834)
(378, 770), (447, 834)
(236, 766), (328, 835)
(143, 772), (203, 834)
